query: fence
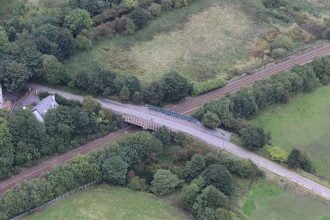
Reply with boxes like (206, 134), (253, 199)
(11, 181), (99, 220)
(145, 104), (198, 123)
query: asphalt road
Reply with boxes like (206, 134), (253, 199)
(24, 85), (330, 200)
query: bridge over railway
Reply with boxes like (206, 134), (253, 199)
(28, 84), (330, 200)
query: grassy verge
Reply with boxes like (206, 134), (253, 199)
(242, 180), (330, 220)
(251, 85), (330, 182)
(25, 184), (189, 220)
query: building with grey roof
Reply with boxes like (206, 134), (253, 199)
(32, 95), (58, 122)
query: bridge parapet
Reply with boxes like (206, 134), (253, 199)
(122, 114), (160, 131)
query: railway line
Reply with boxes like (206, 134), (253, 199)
(0, 43), (330, 194)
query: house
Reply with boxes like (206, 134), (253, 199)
(32, 95), (58, 122)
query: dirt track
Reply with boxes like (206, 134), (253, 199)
(0, 43), (329, 194)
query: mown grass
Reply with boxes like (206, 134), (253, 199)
(25, 184), (189, 220)
(65, 0), (269, 85)
(251, 85), (330, 181)
(242, 181), (330, 220)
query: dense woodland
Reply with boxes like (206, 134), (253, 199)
(0, 95), (120, 180)
(0, 129), (263, 220)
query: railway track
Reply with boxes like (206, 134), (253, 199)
(0, 43), (329, 194)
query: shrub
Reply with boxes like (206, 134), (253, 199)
(173, 0), (188, 8)
(184, 154), (206, 181)
(149, 3), (162, 16)
(128, 176), (148, 191)
(202, 111), (220, 129)
(161, 0), (173, 10)
(271, 48), (288, 59)
(262, 0), (289, 8)
(267, 146), (289, 162)
(179, 183), (200, 210)
(154, 126), (171, 145)
(75, 34), (92, 50)
(64, 9), (93, 34)
(119, 86), (130, 101)
(201, 164), (234, 196)
(151, 169), (181, 196)
(124, 17), (136, 35)
(102, 156), (128, 185)
(192, 77), (226, 96)
(121, 0), (139, 9)
(271, 34), (294, 51)
(129, 8), (152, 29)
(287, 148), (313, 172)
(239, 125), (270, 150)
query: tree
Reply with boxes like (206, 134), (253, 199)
(42, 55), (68, 85)
(184, 154), (206, 181)
(119, 86), (130, 101)
(82, 96), (101, 115)
(201, 164), (234, 196)
(129, 8), (152, 29)
(0, 60), (31, 92)
(239, 125), (270, 150)
(102, 156), (128, 185)
(202, 111), (220, 129)
(271, 34), (293, 51)
(75, 34), (92, 50)
(64, 9), (93, 34)
(154, 126), (171, 145)
(230, 90), (258, 119)
(143, 81), (164, 105)
(68, 155), (101, 184)
(0, 118), (13, 179)
(215, 208), (237, 220)
(287, 148), (313, 172)
(9, 110), (46, 166)
(161, 71), (193, 103)
(121, 0), (139, 9)
(0, 26), (9, 52)
(179, 183), (200, 210)
(193, 186), (230, 220)
(151, 169), (181, 196)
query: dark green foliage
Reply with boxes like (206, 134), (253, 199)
(202, 111), (220, 129)
(287, 148), (313, 172)
(128, 176), (148, 191)
(143, 81), (164, 105)
(129, 8), (152, 29)
(179, 183), (200, 210)
(184, 154), (206, 181)
(151, 169), (181, 196)
(154, 126), (171, 145)
(0, 118), (13, 179)
(102, 156), (128, 184)
(119, 86), (130, 101)
(193, 186), (231, 220)
(160, 71), (193, 103)
(201, 164), (234, 196)
(230, 90), (258, 119)
(262, 0), (289, 8)
(239, 125), (270, 150)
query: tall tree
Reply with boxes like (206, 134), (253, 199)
(0, 118), (13, 179)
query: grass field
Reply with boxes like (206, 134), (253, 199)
(65, 0), (269, 85)
(242, 181), (330, 220)
(251, 85), (330, 181)
(25, 185), (189, 220)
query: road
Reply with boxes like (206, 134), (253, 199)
(1, 43), (330, 197)
(21, 84), (330, 200)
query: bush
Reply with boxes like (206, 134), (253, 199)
(75, 34), (92, 50)
(192, 77), (226, 96)
(129, 8), (152, 29)
(271, 34), (294, 51)
(149, 3), (162, 16)
(239, 125), (270, 150)
(121, 0), (139, 9)
(287, 148), (313, 172)
(173, 0), (188, 8)
(102, 156), (128, 185)
(124, 17), (137, 35)
(201, 164), (234, 196)
(128, 176), (148, 191)
(262, 0), (289, 8)
(267, 146), (289, 162)
(179, 183), (200, 210)
(202, 111), (220, 129)
(151, 169), (181, 196)
(184, 154), (206, 181)
(271, 48), (288, 59)
(161, 0), (173, 10)
(154, 126), (171, 145)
